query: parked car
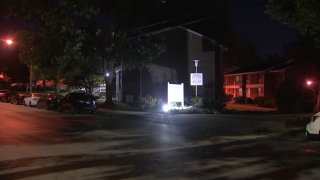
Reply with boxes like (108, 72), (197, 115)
(37, 94), (64, 110)
(58, 92), (97, 113)
(23, 93), (46, 107)
(306, 112), (320, 139)
(8, 92), (28, 105)
(0, 90), (12, 102)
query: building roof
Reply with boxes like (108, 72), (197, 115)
(224, 60), (295, 75)
(129, 17), (227, 49)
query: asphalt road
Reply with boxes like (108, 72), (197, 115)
(0, 102), (319, 179)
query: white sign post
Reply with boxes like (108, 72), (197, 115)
(190, 73), (203, 97)
(190, 73), (203, 86)
(168, 82), (184, 107)
(192, 60), (202, 96)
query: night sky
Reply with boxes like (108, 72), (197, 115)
(133, 0), (299, 57)
(225, 0), (299, 56)
(158, 0), (299, 56)
(0, 0), (300, 81)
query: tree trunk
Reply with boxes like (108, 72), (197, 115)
(314, 85), (320, 112)
(242, 74), (247, 104)
(104, 77), (114, 104)
(53, 79), (58, 93)
(42, 79), (46, 92)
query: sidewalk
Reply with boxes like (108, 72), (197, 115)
(96, 101), (277, 114)
(96, 101), (153, 115)
(225, 102), (277, 112)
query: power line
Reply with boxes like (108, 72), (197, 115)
(131, 0), (266, 35)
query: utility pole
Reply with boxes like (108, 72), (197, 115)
(29, 64), (32, 94)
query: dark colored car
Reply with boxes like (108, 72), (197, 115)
(0, 90), (12, 102)
(0, 90), (27, 105)
(8, 92), (28, 105)
(58, 92), (97, 113)
(37, 94), (64, 110)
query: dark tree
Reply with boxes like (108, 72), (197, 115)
(268, 0), (320, 111)
(1, 0), (166, 104)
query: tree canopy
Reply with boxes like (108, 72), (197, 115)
(267, 0), (320, 46)
(1, 0), (166, 95)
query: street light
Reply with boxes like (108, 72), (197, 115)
(306, 80), (313, 86)
(2, 38), (34, 94)
(1, 38), (13, 47)
(6, 39), (13, 45)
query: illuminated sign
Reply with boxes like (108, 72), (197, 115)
(168, 82), (184, 107)
(190, 73), (203, 86)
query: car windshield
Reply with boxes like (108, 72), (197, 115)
(72, 93), (94, 100)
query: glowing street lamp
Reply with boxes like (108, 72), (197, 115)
(306, 80), (313, 86)
(1, 38), (13, 46)
(6, 39), (13, 45)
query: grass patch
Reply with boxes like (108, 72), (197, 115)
(97, 101), (140, 111)
(284, 115), (312, 127)
(255, 127), (305, 138)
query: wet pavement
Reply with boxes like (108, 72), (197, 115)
(0, 103), (320, 179)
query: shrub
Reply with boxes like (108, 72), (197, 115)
(190, 96), (204, 108)
(136, 95), (160, 110)
(254, 96), (266, 106)
(224, 94), (234, 102)
(246, 98), (254, 104)
(204, 98), (225, 111)
(234, 96), (245, 104)
(276, 79), (316, 113)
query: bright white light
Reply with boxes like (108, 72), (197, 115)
(162, 104), (170, 112)
(167, 83), (184, 107)
(105, 73), (110, 77)
(307, 80), (313, 86)
(194, 60), (199, 67)
(6, 39), (13, 45)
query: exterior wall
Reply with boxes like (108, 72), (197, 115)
(224, 72), (265, 99)
(122, 28), (219, 103)
(144, 28), (216, 100)
(148, 64), (178, 84)
(246, 72), (264, 98)
(224, 70), (291, 107)
(224, 74), (244, 98)
(187, 33), (215, 98)
(151, 29), (188, 100)
(264, 72), (282, 99)
(123, 28), (189, 102)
